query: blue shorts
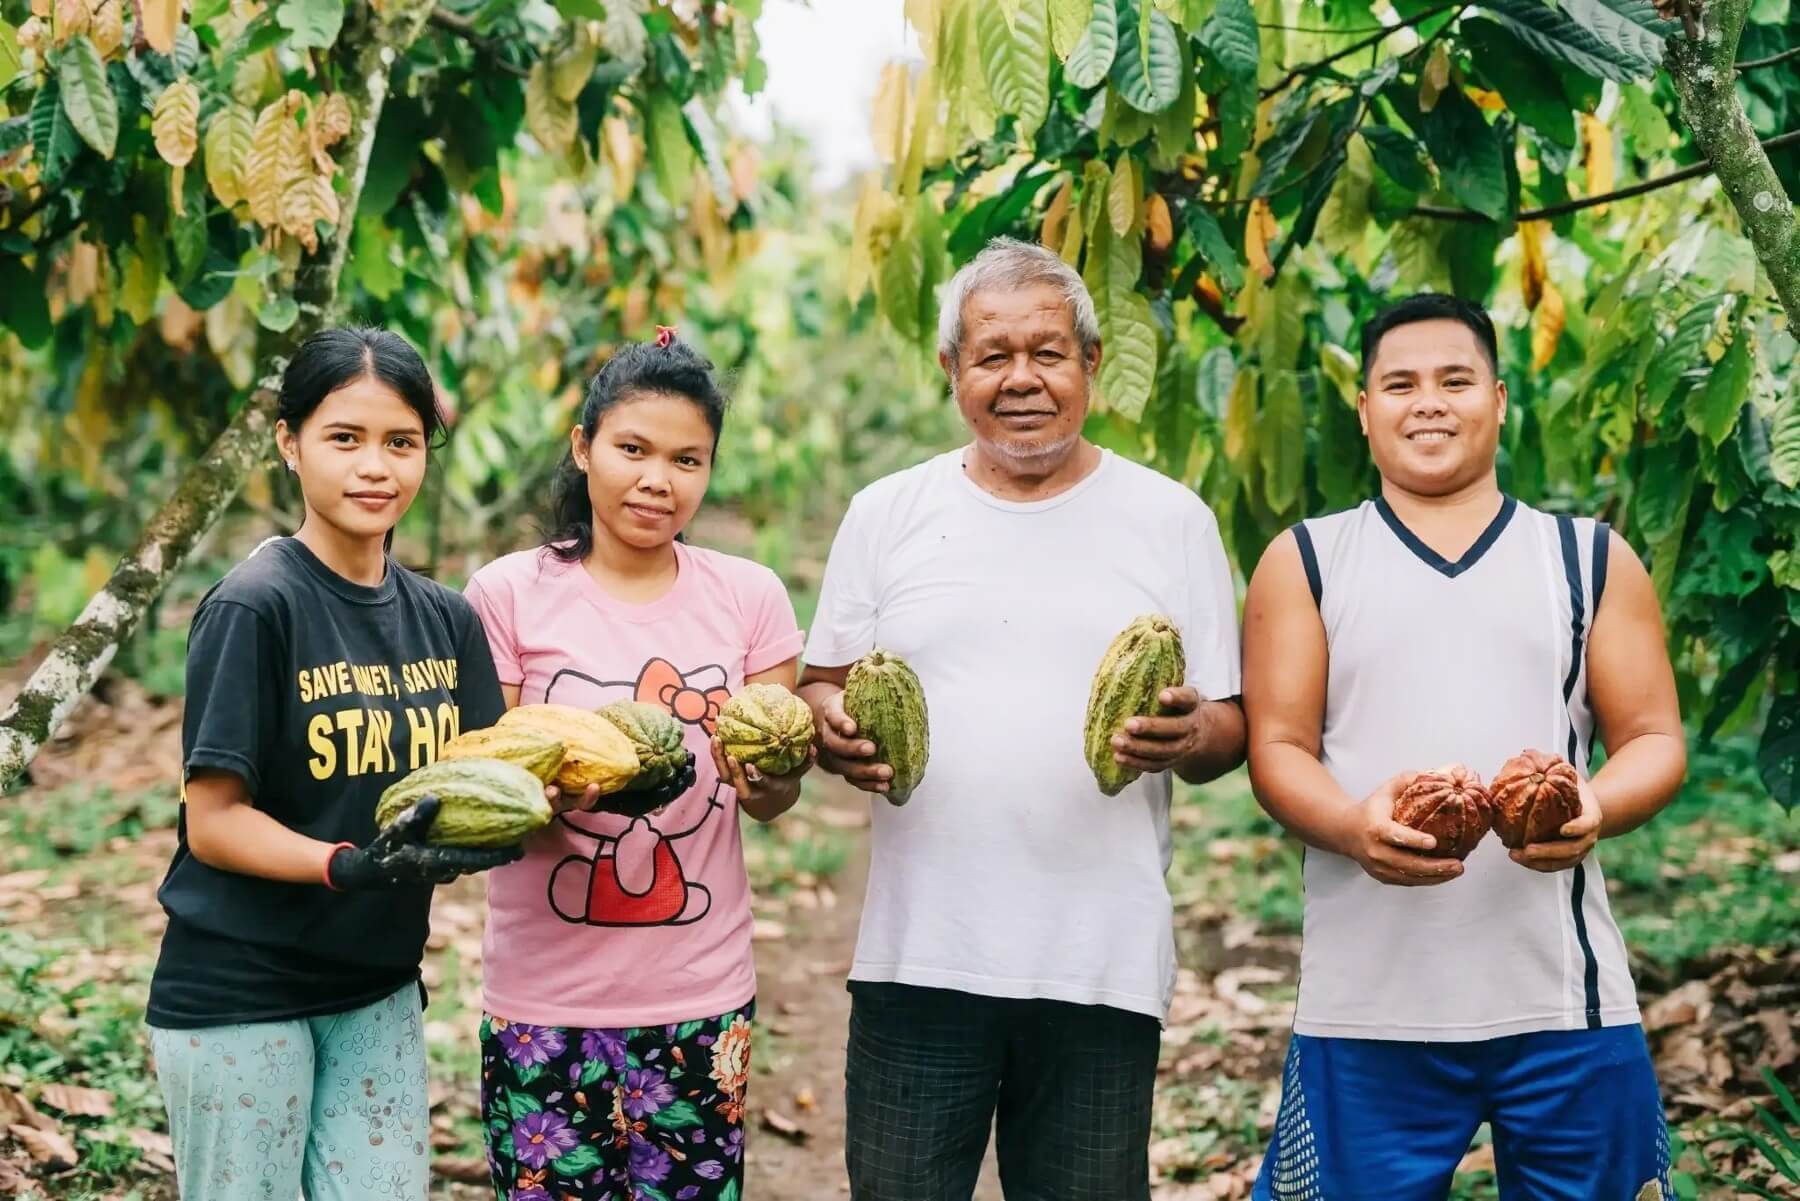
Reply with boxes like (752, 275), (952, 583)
(1253, 1025), (1671, 1201)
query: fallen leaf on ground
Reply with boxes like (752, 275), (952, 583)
(34, 1084), (111, 1119)
(759, 1109), (808, 1143)
(7, 1123), (76, 1169)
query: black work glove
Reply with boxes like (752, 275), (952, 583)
(326, 796), (524, 891)
(590, 750), (698, 819)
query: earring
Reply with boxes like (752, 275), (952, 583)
(285, 460), (297, 472)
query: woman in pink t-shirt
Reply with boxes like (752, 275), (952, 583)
(465, 332), (812, 1200)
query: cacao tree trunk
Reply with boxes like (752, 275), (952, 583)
(1667, 0), (1800, 328)
(0, 0), (438, 793)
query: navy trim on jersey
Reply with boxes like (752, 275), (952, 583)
(1291, 523), (1322, 608)
(1556, 514), (1604, 1030)
(1374, 495), (1518, 579)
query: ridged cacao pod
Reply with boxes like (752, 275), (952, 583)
(497, 703), (639, 796)
(439, 725), (567, 784)
(376, 757), (552, 847)
(1490, 749), (1582, 849)
(1083, 614), (1187, 797)
(843, 649), (929, 805)
(596, 701), (688, 791)
(1393, 765), (1493, 860)
(717, 683), (816, 776)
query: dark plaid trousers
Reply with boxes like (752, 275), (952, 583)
(844, 981), (1161, 1201)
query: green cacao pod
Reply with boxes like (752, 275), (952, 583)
(375, 757), (552, 848)
(717, 683), (816, 776)
(596, 701), (688, 790)
(843, 649), (929, 805)
(439, 725), (567, 784)
(497, 704), (639, 795)
(1083, 614), (1187, 796)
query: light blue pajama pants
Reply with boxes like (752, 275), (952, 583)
(148, 984), (431, 1200)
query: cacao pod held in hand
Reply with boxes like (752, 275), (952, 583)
(843, 649), (929, 805)
(1490, 749), (1583, 849)
(718, 683), (816, 776)
(1393, 765), (1493, 860)
(1083, 614), (1186, 796)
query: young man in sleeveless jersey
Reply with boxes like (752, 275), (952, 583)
(1242, 294), (1687, 1200)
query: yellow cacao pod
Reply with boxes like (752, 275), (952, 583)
(498, 704), (639, 796)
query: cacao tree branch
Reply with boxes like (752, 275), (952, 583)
(1736, 45), (1800, 72)
(1259, 2), (1463, 98)
(1409, 127), (1800, 223)
(428, 8), (531, 78)
(1666, 0), (1800, 327)
(0, 0), (441, 795)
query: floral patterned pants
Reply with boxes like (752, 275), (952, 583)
(480, 1002), (754, 1201)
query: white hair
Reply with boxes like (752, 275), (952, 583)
(936, 237), (1101, 366)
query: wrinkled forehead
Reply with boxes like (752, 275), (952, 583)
(960, 284), (1079, 348)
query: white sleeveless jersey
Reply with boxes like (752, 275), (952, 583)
(1290, 496), (1640, 1041)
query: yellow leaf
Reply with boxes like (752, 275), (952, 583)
(848, 178), (900, 302)
(525, 60), (577, 154)
(1418, 42), (1451, 113)
(151, 78), (199, 168)
(871, 63), (911, 166)
(899, 62), (938, 196)
(1532, 278), (1565, 370)
(1581, 113), (1614, 214)
(602, 116), (639, 201)
(246, 91), (306, 230)
(1245, 197), (1276, 281)
(1040, 172), (1073, 251)
(905, 0), (944, 57)
(1108, 154), (1138, 236)
(1145, 192), (1172, 253)
(315, 93), (352, 149)
(64, 239), (100, 305)
(550, 23), (599, 103)
(140, 0), (181, 54)
(90, 0), (123, 57)
(1224, 363), (1259, 469)
(1518, 219), (1548, 311)
(54, 0), (89, 42)
(203, 102), (254, 210)
(1465, 86), (1506, 112)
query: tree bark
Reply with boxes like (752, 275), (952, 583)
(0, 0), (438, 793)
(1667, 0), (1800, 328)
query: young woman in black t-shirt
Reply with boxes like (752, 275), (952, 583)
(146, 328), (519, 1200)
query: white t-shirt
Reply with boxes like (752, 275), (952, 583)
(805, 447), (1242, 1019)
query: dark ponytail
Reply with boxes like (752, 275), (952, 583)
(544, 335), (727, 563)
(278, 326), (444, 553)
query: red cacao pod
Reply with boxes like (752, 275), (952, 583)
(1490, 749), (1582, 849)
(1393, 765), (1493, 860)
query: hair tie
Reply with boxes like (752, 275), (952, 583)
(654, 325), (678, 348)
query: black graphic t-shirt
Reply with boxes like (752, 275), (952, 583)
(146, 538), (505, 1029)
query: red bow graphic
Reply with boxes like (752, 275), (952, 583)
(635, 658), (730, 734)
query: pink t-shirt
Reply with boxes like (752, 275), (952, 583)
(464, 542), (804, 1028)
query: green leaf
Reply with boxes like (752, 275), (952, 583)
(978, 0), (1051, 139)
(0, 21), (21, 91)
(552, 1143), (604, 1175)
(1260, 369), (1304, 513)
(1181, 202), (1241, 289)
(0, 258), (51, 349)
(1461, 17), (1576, 146)
(1197, 0), (1257, 83)
(647, 92), (696, 205)
(1559, 0), (1673, 70)
(257, 295), (300, 332)
(1195, 344), (1235, 419)
(878, 211), (924, 343)
(29, 81), (81, 187)
(719, 1177), (741, 1201)
(1317, 133), (1373, 258)
(1483, 0), (1659, 83)
(557, 0), (610, 15)
(578, 1057), (609, 1086)
(1758, 694), (1799, 810)
(1250, 105), (1323, 197)
(1110, 0), (1182, 113)
(1362, 124), (1432, 192)
(1614, 81), (1673, 157)
(1050, 0), (1092, 58)
(1418, 88), (1509, 222)
(1387, 217), (1450, 291)
(1688, 325), (1752, 447)
(1771, 389), (1800, 490)
(1108, 154), (1138, 235)
(505, 1089), (543, 1120)
(57, 36), (118, 159)
(1086, 222), (1157, 419)
(649, 1099), (703, 1129)
(1065, 0), (1118, 88)
(276, 0), (344, 49)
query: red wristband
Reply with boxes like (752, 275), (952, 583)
(322, 842), (356, 891)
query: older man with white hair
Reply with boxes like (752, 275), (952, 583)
(798, 237), (1247, 1200)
